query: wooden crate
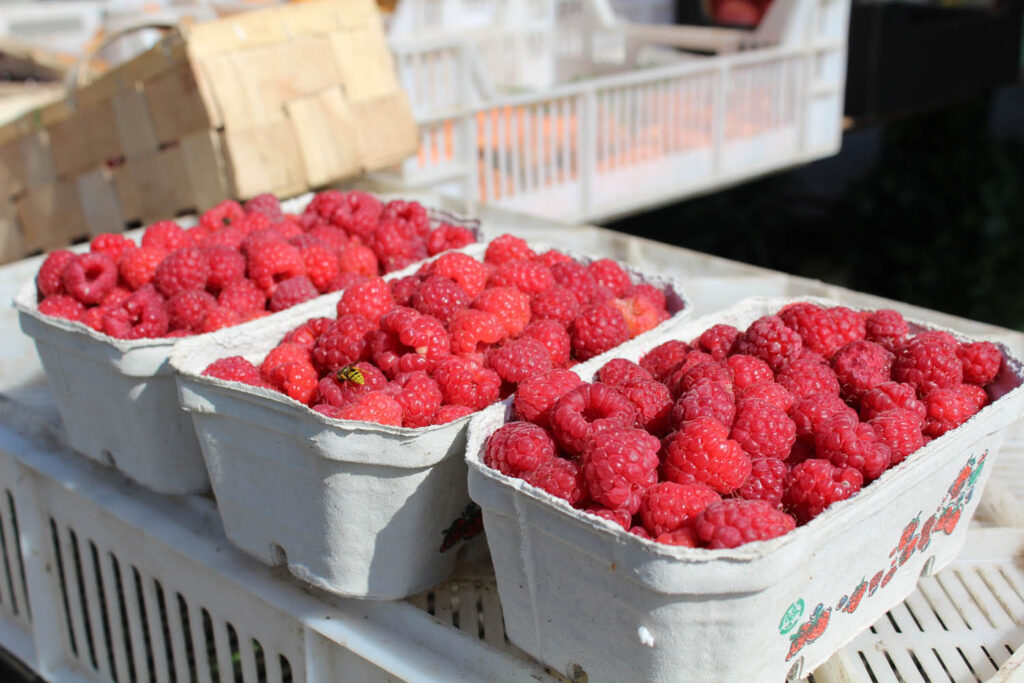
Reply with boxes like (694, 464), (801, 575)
(0, 0), (418, 264)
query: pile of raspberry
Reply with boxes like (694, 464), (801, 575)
(482, 302), (1003, 550)
(33, 191), (475, 339)
(202, 234), (674, 428)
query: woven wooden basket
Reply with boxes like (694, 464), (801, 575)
(0, 0), (418, 264)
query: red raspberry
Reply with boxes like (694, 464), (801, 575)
(609, 295), (670, 337)
(100, 286), (131, 308)
(582, 427), (660, 514)
(248, 241), (306, 294)
(488, 259), (554, 296)
(587, 259), (632, 298)
(814, 412), (891, 481)
(733, 315), (803, 371)
(914, 330), (958, 349)
(922, 386), (983, 437)
(260, 342), (312, 378)
(737, 457), (789, 508)
(584, 506), (632, 530)
(789, 393), (857, 443)
(82, 306), (107, 330)
(336, 277), (395, 325)
(957, 383), (989, 410)
(694, 499), (795, 549)
(521, 320), (571, 367)
(141, 221), (190, 252)
(724, 354), (773, 391)
(549, 383), (637, 455)
(427, 223), (475, 256)
(411, 275), (469, 326)
(318, 361), (387, 408)
(487, 337), (553, 385)
(38, 294), (86, 321)
(530, 287), (581, 326)
(484, 234), (535, 266)
(199, 200), (245, 231)
(311, 315), (375, 374)
(639, 481), (720, 537)
(298, 244), (339, 292)
(266, 360), (318, 404)
(426, 252), (488, 298)
(957, 341), (1001, 386)
(304, 189), (344, 221)
(831, 340), (893, 401)
(730, 398), (796, 460)
(243, 193), (283, 221)
(484, 421), (556, 477)
(630, 282), (667, 310)
(370, 220), (429, 273)
(198, 225), (245, 251)
(739, 381), (794, 413)
(218, 279), (266, 314)
(269, 275), (318, 312)
(661, 417), (751, 494)
(303, 224), (348, 252)
(153, 248), (209, 298)
(326, 272), (370, 294)
(894, 338), (963, 396)
(449, 309), (505, 355)
(62, 252), (118, 304)
(596, 358), (653, 387)
(671, 381), (736, 431)
(381, 200), (430, 238)
(329, 191), (383, 241)
(829, 307), (866, 349)
(336, 391), (403, 426)
(865, 309), (909, 352)
(337, 244), (379, 277)
(859, 381), (926, 422)
(869, 409), (924, 467)
(783, 459), (863, 524)
(513, 369), (584, 427)
(118, 247), (165, 291)
(432, 404), (475, 425)
(239, 226), (282, 257)
(102, 286), (169, 339)
(667, 361), (734, 399)
(200, 305), (243, 333)
(202, 356), (264, 386)
(779, 302), (842, 358)
(570, 304), (630, 361)
(433, 356), (501, 410)
(390, 371), (444, 428)
(551, 260), (602, 306)
(167, 290), (215, 331)
(639, 340), (691, 381)
(389, 275), (422, 307)
(283, 317), (332, 346)
(777, 357), (841, 399)
(522, 458), (586, 505)
(656, 527), (700, 547)
(695, 324), (741, 361)
(202, 246), (245, 292)
(90, 233), (133, 261)
(617, 378), (673, 435)
(473, 287), (531, 337)
(372, 308), (450, 378)
(37, 250), (75, 297)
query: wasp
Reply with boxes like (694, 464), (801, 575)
(335, 364), (365, 385)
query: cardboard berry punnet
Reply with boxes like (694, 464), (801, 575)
(169, 241), (689, 600)
(464, 297), (1024, 683)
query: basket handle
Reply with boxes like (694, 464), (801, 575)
(66, 18), (182, 95)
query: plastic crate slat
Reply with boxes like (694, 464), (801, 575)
(956, 565), (1019, 630)
(58, 526), (93, 670)
(120, 563), (153, 683)
(479, 582), (506, 649)
(138, 574), (172, 683)
(239, 631), (259, 683)
(187, 601), (214, 683)
(0, 492), (27, 622)
(97, 549), (134, 683)
(77, 536), (114, 680)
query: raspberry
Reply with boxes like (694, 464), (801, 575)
(298, 244), (339, 292)
(372, 308), (450, 378)
(814, 412), (891, 481)
(596, 358), (653, 387)
(336, 277), (395, 325)
(243, 194), (282, 221)
(168, 290), (216, 331)
(62, 252), (118, 304)
(389, 275), (421, 307)
(198, 225), (245, 251)
(609, 295), (670, 337)
(617, 378), (673, 435)
(639, 340), (691, 381)
(730, 398), (796, 460)
(141, 221), (190, 252)
(831, 341), (893, 401)
(267, 276), (317, 312)
(116, 247), (163, 291)
(381, 200), (430, 238)
(199, 200), (245, 231)
(549, 383), (637, 455)
(432, 404), (475, 424)
(535, 249), (573, 268)
(739, 382), (795, 413)
(584, 506), (632, 530)
(696, 324), (741, 361)
(284, 317), (333, 347)
(336, 391), (403, 426)
(923, 386), (982, 437)
(433, 356), (501, 410)
(725, 354), (773, 391)
(531, 287), (581, 326)
(488, 259), (554, 296)
(484, 421), (556, 477)
(582, 427), (660, 514)
(894, 338), (963, 396)
(956, 383), (989, 410)
(582, 259), (630, 298)
(777, 357), (841, 399)
(671, 381), (736, 431)
(631, 283), (667, 310)
(656, 527), (700, 547)
(869, 408), (925, 467)
(737, 457), (789, 508)
(311, 315), (375, 374)
(426, 252), (488, 298)
(239, 226), (283, 257)
(522, 458), (587, 505)
(99, 285), (136, 308)
(317, 361), (387, 407)
(661, 417), (751, 494)
(217, 279), (266, 314)
(102, 286), (169, 339)
(859, 382), (926, 422)
(473, 287), (531, 338)
(247, 241), (306, 294)
(449, 309), (505, 355)
(410, 275), (469, 326)
(829, 307), (866, 349)
(570, 304), (630, 361)
(484, 234), (535, 266)
(152, 248), (209, 299)
(550, 260), (602, 306)
(329, 191), (383, 241)
(667, 361), (734, 399)
(783, 459), (862, 524)
(202, 246), (245, 292)
(337, 244), (379, 277)
(202, 356), (264, 386)
(865, 309), (909, 352)
(371, 220), (429, 273)
(487, 337), (553, 385)
(639, 481), (720, 537)
(82, 306), (107, 330)
(266, 360), (318, 404)
(260, 342), (312, 379)
(789, 393), (857, 443)
(37, 250), (75, 297)
(733, 315), (803, 372)
(914, 330), (958, 349)
(303, 190), (344, 222)
(391, 371), (444, 428)
(957, 341), (1001, 386)
(521, 320), (571, 367)
(779, 302), (842, 358)
(38, 294), (86, 321)
(200, 305), (242, 333)
(513, 369), (584, 427)
(694, 499), (795, 549)
(90, 233), (133, 261)
(427, 223), (475, 256)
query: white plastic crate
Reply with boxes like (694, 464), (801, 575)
(0, 3), (103, 56)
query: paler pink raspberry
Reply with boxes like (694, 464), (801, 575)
(550, 260), (602, 306)
(814, 411), (891, 481)
(335, 276), (395, 325)
(36, 250), (75, 297)
(549, 382), (637, 455)
(670, 361), (734, 399)
(776, 357), (841, 399)
(168, 290), (216, 331)
(513, 369), (584, 427)
(522, 458), (587, 506)
(484, 421), (557, 477)
(587, 258), (632, 298)
(582, 427), (660, 514)
(661, 416), (751, 494)
(473, 287), (531, 337)
(329, 190), (383, 241)
(218, 279), (266, 314)
(639, 481), (720, 537)
(865, 309), (909, 352)
(38, 294), (86, 321)
(639, 340), (691, 381)
(62, 252), (118, 304)
(433, 356), (502, 410)
(693, 499), (796, 549)
(203, 246), (246, 291)
(336, 391), (403, 426)
(656, 527), (700, 547)
(382, 199), (430, 238)
(957, 341), (1001, 386)
(737, 457), (789, 508)
(609, 295), (669, 337)
(521, 320), (571, 367)
(243, 193), (283, 221)
(570, 303), (631, 360)
(487, 337), (553, 385)
(740, 381), (795, 413)
(203, 356), (264, 386)
(859, 381), (926, 422)
(671, 381), (736, 431)
(410, 275), (470, 326)
(311, 314), (376, 374)
(269, 275), (319, 312)
(488, 259), (554, 296)
(730, 398), (797, 460)
(531, 287), (581, 326)
(789, 393), (857, 443)
(783, 458), (863, 523)
(199, 225), (245, 251)
(732, 315), (803, 371)
(596, 358), (653, 387)
(831, 340), (893, 401)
